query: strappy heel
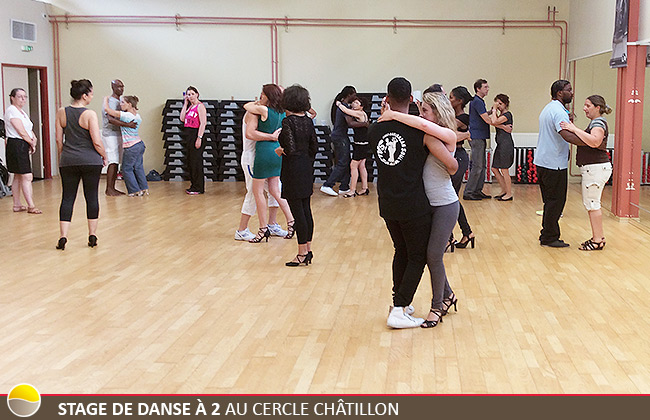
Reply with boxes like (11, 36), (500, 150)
(286, 254), (309, 267)
(455, 235), (475, 249)
(306, 251), (313, 264)
(441, 293), (458, 315)
(284, 221), (295, 239)
(88, 235), (98, 248)
(420, 308), (444, 328)
(56, 237), (67, 250)
(578, 237), (605, 251)
(445, 236), (455, 253)
(249, 227), (270, 243)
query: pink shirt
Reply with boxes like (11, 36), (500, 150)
(184, 104), (201, 128)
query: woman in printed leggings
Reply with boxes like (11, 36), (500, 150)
(55, 79), (107, 250)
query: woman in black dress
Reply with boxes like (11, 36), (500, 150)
(489, 94), (514, 201)
(275, 85), (318, 266)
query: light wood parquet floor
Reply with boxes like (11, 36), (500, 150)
(1, 179), (650, 394)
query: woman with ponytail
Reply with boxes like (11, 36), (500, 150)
(560, 95), (613, 251)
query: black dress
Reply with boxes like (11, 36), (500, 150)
(492, 111), (514, 169)
(279, 114), (318, 199)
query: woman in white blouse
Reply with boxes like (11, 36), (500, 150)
(4, 88), (41, 214)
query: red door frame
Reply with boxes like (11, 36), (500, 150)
(1, 63), (51, 179)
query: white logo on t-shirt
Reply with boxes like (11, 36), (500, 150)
(376, 132), (406, 166)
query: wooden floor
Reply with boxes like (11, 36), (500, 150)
(2, 179), (650, 394)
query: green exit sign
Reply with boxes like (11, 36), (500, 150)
(21, 45), (33, 52)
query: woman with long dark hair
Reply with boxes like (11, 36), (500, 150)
(180, 86), (207, 195)
(54, 79), (107, 250)
(244, 84), (294, 243)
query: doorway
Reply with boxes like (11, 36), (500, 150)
(1, 64), (51, 179)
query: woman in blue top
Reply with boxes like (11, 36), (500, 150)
(103, 95), (148, 196)
(243, 84), (294, 243)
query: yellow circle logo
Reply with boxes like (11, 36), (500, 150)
(7, 384), (41, 417)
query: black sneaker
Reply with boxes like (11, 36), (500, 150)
(541, 239), (570, 248)
(463, 194), (482, 201)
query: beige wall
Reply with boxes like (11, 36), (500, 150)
(48, 0), (569, 173)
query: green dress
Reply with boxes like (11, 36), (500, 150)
(252, 108), (285, 179)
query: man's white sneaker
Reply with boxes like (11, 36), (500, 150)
(320, 186), (338, 196)
(388, 305), (415, 316)
(234, 228), (255, 241)
(338, 189), (352, 196)
(267, 223), (288, 237)
(387, 306), (424, 329)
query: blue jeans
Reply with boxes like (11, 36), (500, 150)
(324, 137), (351, 190)
(122, 141), (148, 194)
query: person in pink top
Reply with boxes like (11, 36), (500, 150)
(180, 86), (207, 194)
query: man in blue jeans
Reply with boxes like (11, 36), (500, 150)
(320, 86), (364, 197)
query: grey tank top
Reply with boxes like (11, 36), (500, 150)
(59, 107), (103, 167)
(423, 153), (458, 206)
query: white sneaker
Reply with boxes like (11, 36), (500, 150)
(387, 307), (424, 329)
(320, 185), (338, 196)
(234, 228), (255, 241)
(338, 189), (352, 196)
(267, 223), (288, 237)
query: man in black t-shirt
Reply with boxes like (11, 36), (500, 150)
(368, 77), (431, 329)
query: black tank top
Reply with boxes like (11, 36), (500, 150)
(59, 107), (103, 167)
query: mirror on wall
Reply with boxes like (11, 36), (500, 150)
(569, 52), (650, 229)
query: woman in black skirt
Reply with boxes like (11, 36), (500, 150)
(4, 88), (41, 214)
(489, 93), (514, 201)
(275, 85), (318, 266)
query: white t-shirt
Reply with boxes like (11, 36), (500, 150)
(4, 105), (34, 139)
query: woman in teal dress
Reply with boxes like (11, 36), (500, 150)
(243, 84), (294, 243)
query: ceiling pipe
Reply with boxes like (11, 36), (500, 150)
(49, 14), (568, 108)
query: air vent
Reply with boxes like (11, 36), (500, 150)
(11, 20), (37, 42)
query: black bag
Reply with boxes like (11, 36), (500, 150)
(146, 169), (162, 181)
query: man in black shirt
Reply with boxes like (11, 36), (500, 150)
(368, 77), (431, 328)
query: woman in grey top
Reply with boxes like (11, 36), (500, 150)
(54, 79), (107, 250)
(378, 92), (460, 328)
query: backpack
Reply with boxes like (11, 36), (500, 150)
(146, 169), (162, 181)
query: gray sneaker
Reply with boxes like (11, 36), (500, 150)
(267, 223), (288, 237)
(234, 228), (255, 241)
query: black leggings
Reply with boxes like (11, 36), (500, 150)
(59, 165), (102, 222)
(286, 197), (314, 245)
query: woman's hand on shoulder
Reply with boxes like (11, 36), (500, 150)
(378, 100), (394, 122)
(559, 121), (575, 132)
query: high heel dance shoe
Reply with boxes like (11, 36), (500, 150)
(441, 292), (458, 315)
(56, 237), (67, 250)
(250, 227), (270, 243)
(88, 235), (98, 248)
(578, 237), (605, 251)
(420, 308), (444, 328)
(455, 234), (475, 249)
(284, 221), (295, 239)
(306, 251), (313, 264)
(445, 236), (455, 253)
(286, 254), (309, 267)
